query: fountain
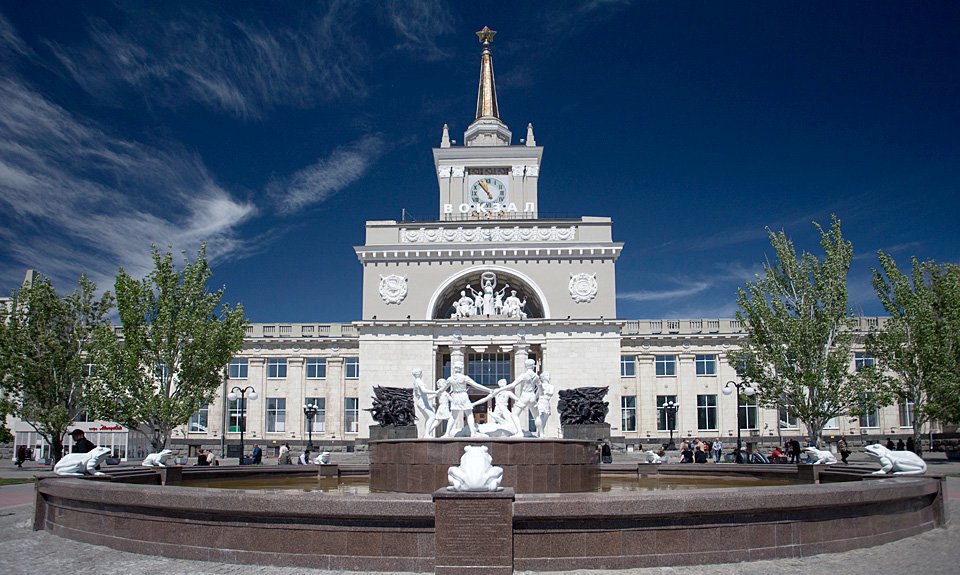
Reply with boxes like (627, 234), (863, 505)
(33, 363), (947, 572)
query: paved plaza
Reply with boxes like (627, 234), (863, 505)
(0, 456), (957, 575)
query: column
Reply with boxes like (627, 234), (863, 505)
(512, 342), (529, 380)
(450, 340), (465, 369)
(287, 357), (304, 440)
(676, 353), (695, 442)
(325, 357), (344, 438)
(246, 357), (266, 441)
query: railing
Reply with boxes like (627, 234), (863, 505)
(246, 324), (359, 338)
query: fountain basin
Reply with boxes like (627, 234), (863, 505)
(33, 464), (946, 572)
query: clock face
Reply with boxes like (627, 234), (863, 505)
(469, 176), (507, 205)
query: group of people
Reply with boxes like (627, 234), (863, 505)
(678, 439), (725, 463)
(412, 359), (554, 439)
(276, 442), (328, 465)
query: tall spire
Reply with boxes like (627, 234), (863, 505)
(474, 26), (499, 120)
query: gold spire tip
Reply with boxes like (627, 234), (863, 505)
(476, 26), (496, 44)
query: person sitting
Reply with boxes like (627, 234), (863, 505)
(70, 429), (96, 454)
(770, 445), (783, 462)
(694, 447), (708, 464)
(298, 450), (312, 465)
(250, 444), (263, 465)
(196, 448), (210, 466)
(680, 442), (694, 463)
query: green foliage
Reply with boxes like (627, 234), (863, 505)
(0, 275), (113, 462)
(871, 255), (960, 429)
(89, 245), (247, 451)
(729, 216), (879, 442)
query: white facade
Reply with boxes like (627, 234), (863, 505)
(170, 31), (924, 451)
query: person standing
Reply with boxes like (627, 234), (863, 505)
(278, 443), (291, 465)
(712, 439), (723, 463)
(837, 437), (850, 464)
(885, 437), (895, 450)
(70, 429), (95, 454)
(897, 438), (905, 451)
(906, 436), (916, 454)
(789, 439), (802, 464)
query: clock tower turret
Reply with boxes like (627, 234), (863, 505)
(433, 27), (543, 220)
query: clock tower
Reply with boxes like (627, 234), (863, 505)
(433, 26), (542, 220)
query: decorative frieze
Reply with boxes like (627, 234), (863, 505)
(400, 225), (576, 244)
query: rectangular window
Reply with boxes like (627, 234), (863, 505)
(859, 393), (879, 428)
(697, 394), (718, 431)
(738, 395), (759, 430)
(656, 395), (678, 432)
(854, 352), (876, 373)
(267, 358), (287, 379)
(655, 355), (676, 376)
(345, 358), (360, 379)
(345, 397), (359, 433)
(306, 358), (327, 379)
(228, 398), (246, 433)
(304, 397), (326, 433)
(189, 405), (209, 433)
(899, 399), (915, 428)
(695, 354), (717, 376)
(229, 357), (248, 379)
(621, 396), (637, 432)
(266, 398), (286, 433)
(824, 416), (840, 429)
(467, 353), (511, 387)
(620, 355), (636, 377)
(778, 398), (798, 429)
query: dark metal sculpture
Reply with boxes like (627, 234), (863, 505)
(366, 386), (415, 427)
(557, 386), (609, 425)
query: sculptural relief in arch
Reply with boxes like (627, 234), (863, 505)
(426, 265), (550, 320)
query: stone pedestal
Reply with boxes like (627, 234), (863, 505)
(156, 466), (183, 485)
(370, 438), (599, 493)
(561, 423), (611, 442)
(317, 464), (338, 478)
(368, 425), (418, 440)
(433, 488), (514, 575)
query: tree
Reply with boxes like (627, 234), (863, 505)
(870, 254), (960, 438)
(89, 245), (247, 452)
(729, 216), (877, 443)
(0, 275), (113, 462)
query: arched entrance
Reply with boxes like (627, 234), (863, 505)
(427, 266), (549, 320)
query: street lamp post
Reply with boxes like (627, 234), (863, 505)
(723, 380), (757, 463)
(227, 386), (257, 464)
(662, 400), (679, 450)
(303, 403), (320, 448)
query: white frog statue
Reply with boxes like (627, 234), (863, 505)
(644, 450), (663, 464)
(54, 446), (112, 476)
(141, 449), (175, 467)
(804, 446), (838, 465)
(315, 451), (331, 464)
(447, 445), (504, 492)
(865, 444), (927, 476)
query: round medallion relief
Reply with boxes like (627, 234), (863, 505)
(379, 274), (408, 304)
(568, 273), (598, 303)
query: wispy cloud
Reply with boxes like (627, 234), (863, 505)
(618, 280), (710, 302)
(0, 78), (255, 290)
(383, 0), (454, 61)
(852, 241), (923, 262)
(269, 135), (386, 215)
(48, 3), (369, 119)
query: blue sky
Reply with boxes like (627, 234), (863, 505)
(0, 1), (957, 323)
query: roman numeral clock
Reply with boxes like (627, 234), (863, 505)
(468, 175), (508, 206)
